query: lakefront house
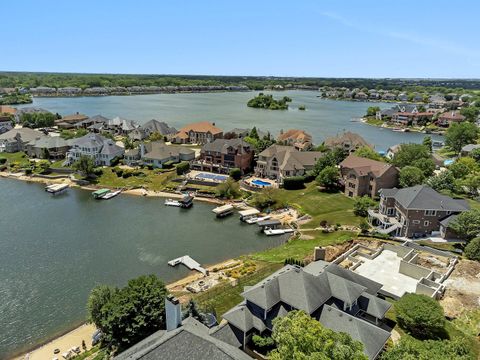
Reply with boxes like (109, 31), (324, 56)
(277, 129), (313, 150)
(255, 144), (322, 181)
(339, 155), (399, 198)
(192, 138), (254, 174)
(324, 131), (373, 153)
(173, 121), (223, 144)
(124, 141), (195, 168)
(66, 133), (124, 166)
(368, 185), (469, 238)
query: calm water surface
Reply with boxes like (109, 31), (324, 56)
(0, 179), (279, 358)
(21, 90), (442, 150)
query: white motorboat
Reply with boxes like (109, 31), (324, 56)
(246, 215), (271, 224)
(101, 190), (121, 200)
(165, 199), (181, 207)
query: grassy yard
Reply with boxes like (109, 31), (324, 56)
(364, 117), (384, 126)
(250, 231), (356, 263)
(0, 151), (30, 166)
(95, 168), (177, 191)
(193, 262), (283, 318)
(273, 183), (360, 227)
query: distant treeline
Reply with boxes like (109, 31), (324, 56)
(1, 72), (480, 91)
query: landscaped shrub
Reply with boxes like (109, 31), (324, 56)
(229, 168), (242, 181)
(394, 293), (446, 339)
(176, 161), (190, 175)
(113, 167), (124, 177)
(353, 196), (377, 217)
(110, 156), (121, 167)
(93, 168), (103, 176)
(319, 220), (328, 227)
(0, 158), (6, 165)
(464, 237), (480, 261)
(283, 176), (305, 190)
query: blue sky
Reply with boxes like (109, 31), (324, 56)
(2, 0), (479, 78)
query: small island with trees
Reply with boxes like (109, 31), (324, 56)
(247, 93), (292, 110)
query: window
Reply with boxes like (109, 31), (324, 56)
(348, 182), (356, 189)
(424, 221), (429, 226)
(425, 210), (437, 216)
(412, 220), (420, 224)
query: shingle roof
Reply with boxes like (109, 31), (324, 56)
(319, 305), (391, 360)
(340, 155), (397, 178)
(258, 145), (322, 171)
(324, 131), (372, 149)
(277, 129), (312, 142)
(177, 121), (223, 136)
(115, 317), (250, 360)
(389, 185), (469, 211)
(461, 144), (480, 153)
(202, 138), (251, 155)
(142, 142), (195, 161)
(142, 119), (177, 135)
(357, 293), (391, 319)
(0, 128), (43, 142)
(29, 135), (69, 148)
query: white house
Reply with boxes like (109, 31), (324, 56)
(66, 133), (124, 166)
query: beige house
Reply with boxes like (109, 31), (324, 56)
(277, 129), (312, 150)
(339, 155), (399, 198)
(255, 144), (322, 181)
(173, 121), (223, 144)
(324, 131), (373, 153)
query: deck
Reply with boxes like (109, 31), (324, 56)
(168, 255), (207, 275)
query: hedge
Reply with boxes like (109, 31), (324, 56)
(283, 176), (305, 190)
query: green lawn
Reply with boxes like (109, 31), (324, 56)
(0, 151), (30, 166)
(193, 262), (283, 318)
(364, 117), (384, 126)
(273, 183), (360, 227)
(250, 231), (356, 263)
(95, 168), (177, 191)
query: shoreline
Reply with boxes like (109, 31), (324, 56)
(10, 258), (241, 360)
(360, 118), (445, 136)
(0, 171), (224, 205)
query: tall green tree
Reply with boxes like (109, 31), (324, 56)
(445, 122), (479, 153)
(316, 165), (340, 190)
(394, 293), (445, 339)
(399, 166), (425, 187)
(98, 274), (168, 349)
(449, 209), (480, 241)
(393, 143), (431, 168)
(382, 337), (473, 360)
(353, 196), (377, 217)
(354, 146), (384, 161)
(87, 285), (117, 327)
(422, 136), (433, 153)
(73, 155), (95, 177)
(460, 106), (480, 122)
(269, 311), (368, 360)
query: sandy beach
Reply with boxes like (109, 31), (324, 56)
(12, 324), (96, 360)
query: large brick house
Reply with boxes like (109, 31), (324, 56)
(173, 121), (223, 144)
(324, 131), (373, 153)
(277, 129), (312, 150)
(437, 111), (466, 127)
(193, 138), (253, 174)
(368, 185), (469, 238)
(339, 155), (399, 198)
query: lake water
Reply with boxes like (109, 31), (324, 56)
(0, 179), (280, 358)
(21, 90), (442, 150)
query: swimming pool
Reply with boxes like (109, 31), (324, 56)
(251, 179), (272, 187)
(196, 173), (228, 181)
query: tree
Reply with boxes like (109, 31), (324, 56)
(460, 106), (480, 122)
(98, 275), (168, 349)
(87, 285), (116, 327)
(215, 178), (241, 199)
(354, 146), (384, 161)
(464, 237), (480, 261)
(425, 170), (457, 193)
(249, 126), (259, 140)
(449, 209), (480, 241)
(123, 137), (135, 150)
(229, 168), (242, 181)
(422, 136), (433, 153)
(353, 196), (377, 217)
(269, 310), (368, 360)
(462, 173), (480, 196)
(399, 166), (425, 187)
(73, 155), (95, 177)
(469, 148), (480, 163)
(366, 106), (380, 117)
(176, 161), (189, 175)
(449, 157), (479, 179)
(382, 337), (473, 360)
(394, 293), (446, 339)
(148, 131), (164, 141)
(251, 188), (278, 210)
(411, 158), (435, 177)
(283, 176), (305, 190)
(359, 219), (370, 234)
(393, 143), (430, 168)
(312, 148), (347, 176)
(445, 122), (479, 153)
(316, 166), (340, 190)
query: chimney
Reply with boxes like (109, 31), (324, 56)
(140, 143), (145, 157)
(165, 295), (182, 331)
(313, 247), (326, 261)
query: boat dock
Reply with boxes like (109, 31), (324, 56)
(168, 255), (207, 275)
(45, 183), (69, 195)
(238, 208), (260, 221)
(257, 219), (281, 229)
(212, 204), (234, 218)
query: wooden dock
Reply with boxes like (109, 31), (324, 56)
(168, 255), (207, 275)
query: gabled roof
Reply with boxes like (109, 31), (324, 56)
(258, 145), (322, 171)
(340, 155), (398, 178)
(277, 129), (312, 142)
(141, 119), (177, 135)
(326, 272), (367, 307)
(29, 135), (69, 148)
(357, 293), (391, 319)
(324, 131), (372, 149)
(461, 144), (480, 153)
(0, 128), (43, 143)
(386, 185), (469, 211)
(177, 121), (223, 136)
(115, 317), (250, 360)
(202, 138), (252, 155)
(319, 305), (391, 360)
(142, 141), (195, 161)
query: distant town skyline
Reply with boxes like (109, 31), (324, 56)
(2, 0), (479, 78)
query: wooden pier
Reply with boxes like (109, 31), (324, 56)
(168, 255), (207, 275)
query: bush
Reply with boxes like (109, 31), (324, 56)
(283, 176), (305, 190)
(464, 237), (480, 261)
(315, 166), (339, 190)
(0, 158), (6, 165)
(394, 293), (446, 339)
(229, 168), (242, 181)
(176, 161), (189, 175)
(113, 167), (124, 177)
(252, 334), (275, 349)
(215, 178), (241, 199)
(353, 196), (376, 217)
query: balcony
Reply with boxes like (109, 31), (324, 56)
(368, 209), (402, 235)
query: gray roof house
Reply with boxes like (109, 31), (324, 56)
(461, 144), (480, 156)
(26, 135), (71, 159)
(221, 262), (392, 359)
(124, 141), (195, 168)
(75, 114), (110, 129)
(115, 297), (251, 360)
(369, 185), (469, 238)
(66, 133), (124, 166)
(129, 119), (178, 141)
(0, 128), (44, 153)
